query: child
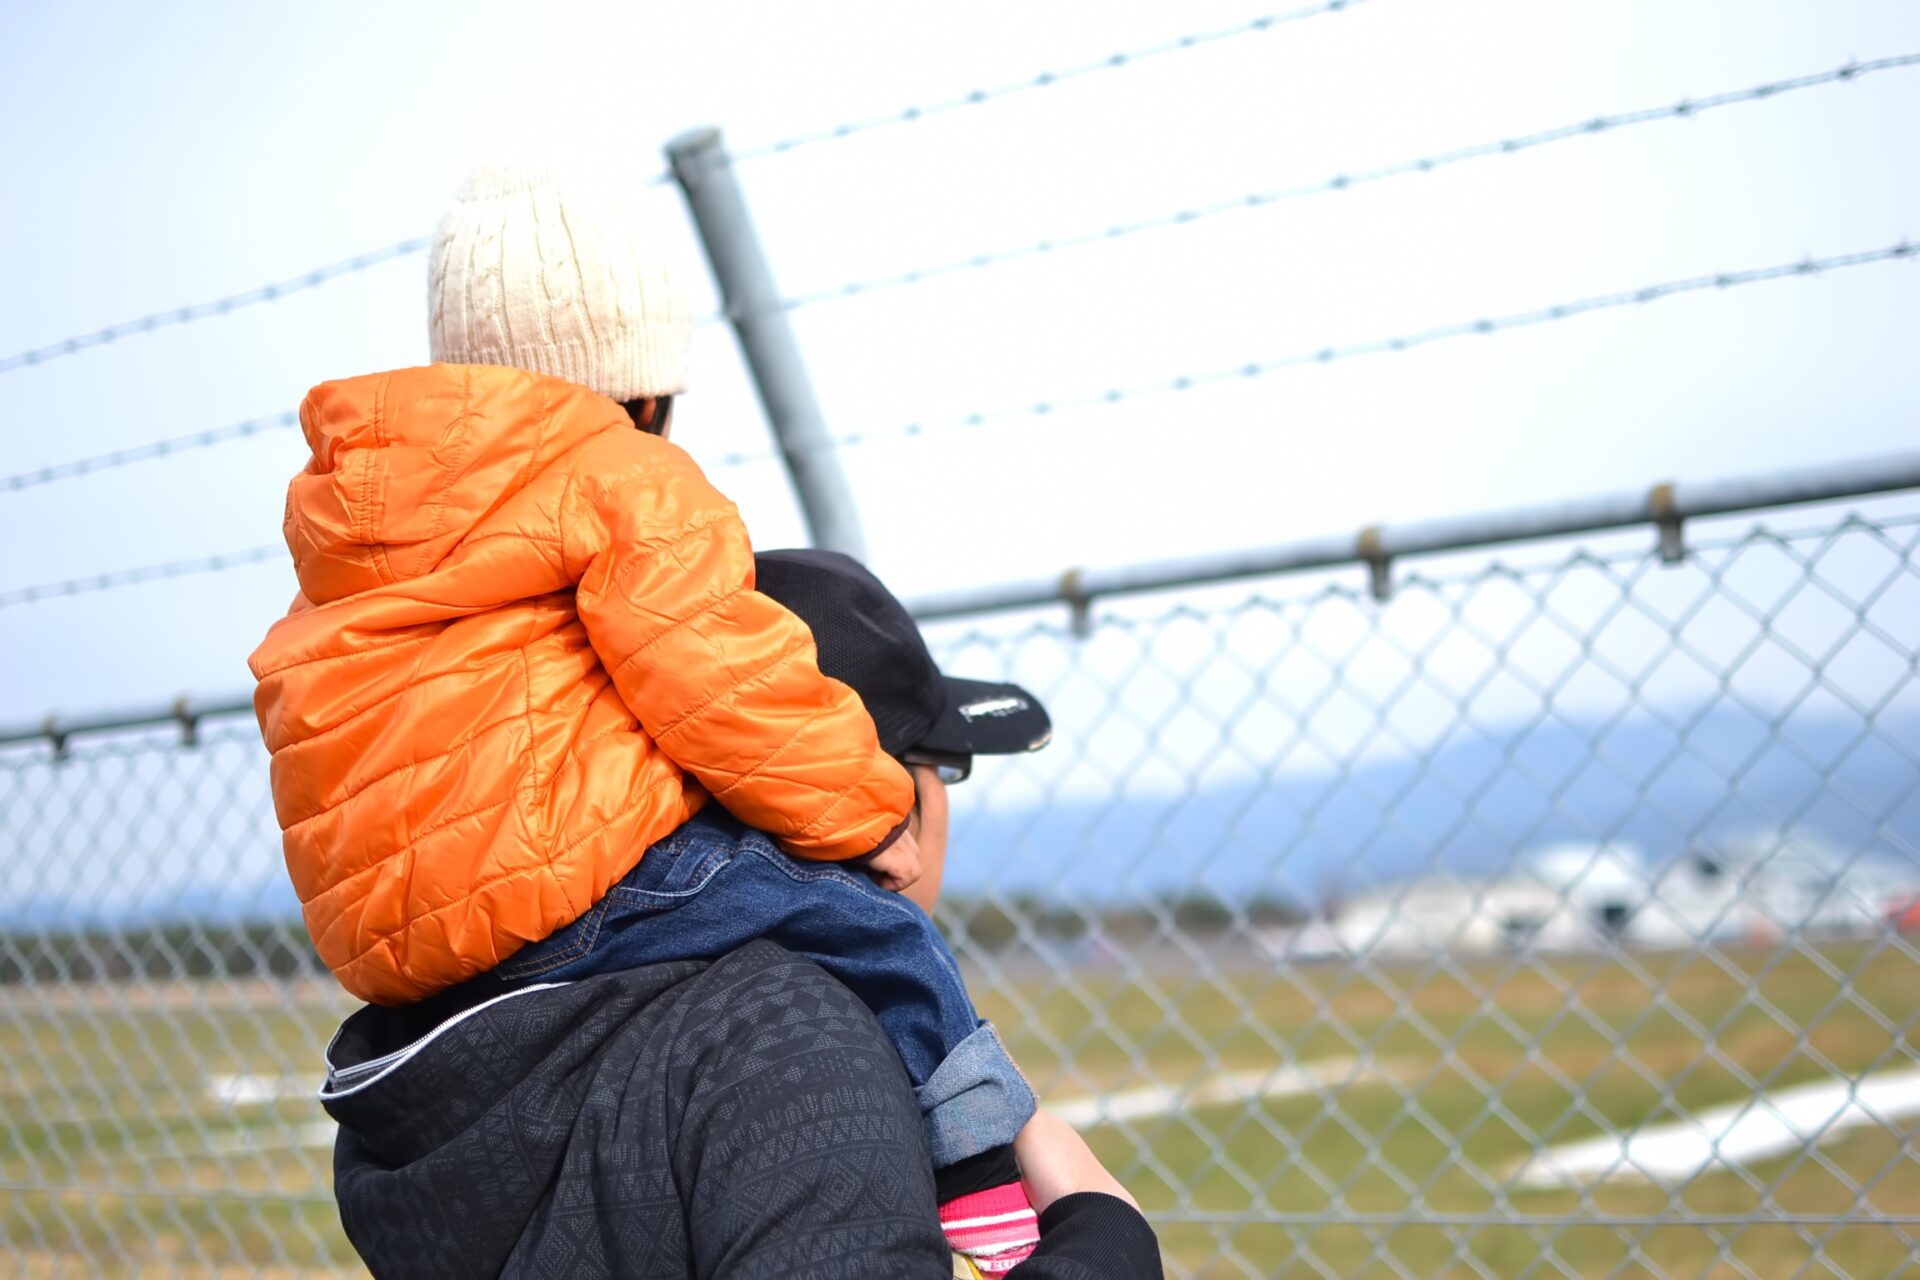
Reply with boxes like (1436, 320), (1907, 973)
(250, 167), (1041, 1270)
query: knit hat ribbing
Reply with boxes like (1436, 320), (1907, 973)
(428, 166), (694, 400)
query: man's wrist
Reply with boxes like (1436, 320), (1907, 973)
(1032, 1193), (1162, 1277)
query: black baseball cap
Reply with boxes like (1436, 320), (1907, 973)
(754, 549), (1051, 761)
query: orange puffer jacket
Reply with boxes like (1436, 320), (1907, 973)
(249, 364), (913, 1005)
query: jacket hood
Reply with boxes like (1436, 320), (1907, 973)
(321, 961), (701, 1168)
(286, 363), (624, 605)
(319, 943), (953, 1280)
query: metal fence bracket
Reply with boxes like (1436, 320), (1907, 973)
(1357, 524), (1393, 601)
(1650, 481), (1687, 564)
(1059, 567), (1094, 638)
(173, 696), (201, 749)
(41, 713), (68, 763)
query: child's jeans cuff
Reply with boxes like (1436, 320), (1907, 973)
(915, 1021), (1036, 1168)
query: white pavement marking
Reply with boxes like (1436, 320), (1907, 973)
(198, 1120), (339, 1155)
(207, 1061), (1386, 1147)
(207, 1073), (315, 1104)
(1512, 1065), (1920, 1188)
(201, 1074), (336, 1151)
(1050, 1059), (1377, 1129)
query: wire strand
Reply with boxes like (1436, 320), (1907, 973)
(0, 546), (287, 609)
(808, 240), (1917, 455)
(0, 170), (686, 378)
(727, 0), (1369, 165)
(1, 397), (765, 495)
(3, 414), (300, 492)
(772, 53), (1920, 313)
(0, 242), (431, 377)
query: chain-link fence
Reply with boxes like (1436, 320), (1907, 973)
(4, 490), (1918, 1278)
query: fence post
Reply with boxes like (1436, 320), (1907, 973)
(666, 127), (868, 562)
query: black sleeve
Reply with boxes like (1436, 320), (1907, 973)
(1009, 1192), (1165, 1280)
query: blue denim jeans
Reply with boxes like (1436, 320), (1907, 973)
(494, 809), (1034, 1167)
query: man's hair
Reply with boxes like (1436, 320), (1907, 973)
(621, 396), (674, 436)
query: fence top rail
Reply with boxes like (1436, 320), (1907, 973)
(908, 451), (1920, 620)
(3, 451), (1916, 750)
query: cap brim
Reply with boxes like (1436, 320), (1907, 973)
(917, 677), (1052, 756)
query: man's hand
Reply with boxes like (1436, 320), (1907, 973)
(860, 824), (923, 894)
(1014, 1109), (1140, 1215)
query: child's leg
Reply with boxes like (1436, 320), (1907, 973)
(495, 811), (1040, 1269)
(496, 811), (1033, 1155)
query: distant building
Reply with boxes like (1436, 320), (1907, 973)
(1687, 832), (1920, 943)
(1316, 833), (1920, 958)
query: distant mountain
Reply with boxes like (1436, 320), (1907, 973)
(941, 706), (1920, 907)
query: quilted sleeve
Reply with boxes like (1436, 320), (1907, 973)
(566, 433), (913, 861)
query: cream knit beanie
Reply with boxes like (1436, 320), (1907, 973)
(428, 166), (694, 399)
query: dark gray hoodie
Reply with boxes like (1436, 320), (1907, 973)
(320, 940), (1160, 1279)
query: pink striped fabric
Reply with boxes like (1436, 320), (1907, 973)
(940, 1182), (1040, 1272)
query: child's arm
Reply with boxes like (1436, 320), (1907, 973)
(564, 431), (913, 862)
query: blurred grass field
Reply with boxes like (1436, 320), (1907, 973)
(3, 937), (1917, 1278)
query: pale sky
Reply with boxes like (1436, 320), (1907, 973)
(3, 0), (1917, 726)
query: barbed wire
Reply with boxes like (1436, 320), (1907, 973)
(0, 546), (286, 609)
(16, 51), (1911, 493)
(2, 401), (767, 496)
(773, 52), (1920, 313)
(4, 239), (1908, 608)
(2, 7), (1352, 382)
(14, 22), (1898, 403)
(3, 414), (300, 492)
(727, 0), (1367, 164)
(3, 302), (735, 493)
(807, 239), (1917, 455)
(0, 241), (432, 377)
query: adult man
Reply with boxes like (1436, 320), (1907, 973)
(323, 941), (1158, 1278)
(318, 553), (1162, 1278)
